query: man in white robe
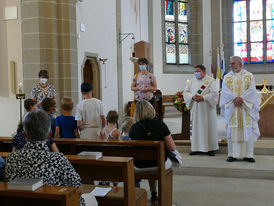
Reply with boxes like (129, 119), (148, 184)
(220, 56), (260, 163)
(184, 65), (219, 156)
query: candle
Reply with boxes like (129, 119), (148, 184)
(18, 82), (23, 94)
(186, 79), (190, 84)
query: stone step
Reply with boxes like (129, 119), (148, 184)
(174, 153), (274, 180)
(175, 139), (274, 156)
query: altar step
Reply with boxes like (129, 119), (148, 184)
(175, 153), (274, 180)
(175, 139), (274, 156)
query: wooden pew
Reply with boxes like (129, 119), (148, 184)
(0, 182), (79, 206)
(0, 152), (147, 206)
(53, 139), (173, 206)
(0, 137), (12, 152)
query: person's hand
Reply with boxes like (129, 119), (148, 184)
(140, 87), (149, 92)
(192, 95), (203, 102)
(233, 97), (243, 107)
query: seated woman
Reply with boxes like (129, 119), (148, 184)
(129, 100), (176, 202)
(4, 111), (97, 206)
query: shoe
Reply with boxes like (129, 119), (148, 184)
(189, 151), (200, 155)
(208, 151), (215, 156)
(244, 157), (255, 163)
(151, 192), (158, 202)
(227, 156), (236, 162)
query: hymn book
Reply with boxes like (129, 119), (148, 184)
(7, 178), (43, 191)
(77, 151), (102, 159)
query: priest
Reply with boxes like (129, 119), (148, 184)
(184, 65), (219, 156)
(220, 56), (260, 163)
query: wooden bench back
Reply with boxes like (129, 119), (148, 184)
(0, 183), (79, 206)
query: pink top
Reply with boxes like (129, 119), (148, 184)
(133, 72), (156, 101)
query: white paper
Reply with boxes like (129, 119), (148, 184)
(90, 187), (111, 197)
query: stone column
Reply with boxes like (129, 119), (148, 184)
(22, 0), (78, 107)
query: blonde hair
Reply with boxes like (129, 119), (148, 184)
(134, 100), (156, 122)
(121, 116), (134, 134)
(61, 98), (73, 111)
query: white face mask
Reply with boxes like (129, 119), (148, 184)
(194, 72), (202, 79)
(40, 78), (48, 84)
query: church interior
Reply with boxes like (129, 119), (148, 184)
(1, 0), (274, 205)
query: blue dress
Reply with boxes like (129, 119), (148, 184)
(56, 115), (77, 138)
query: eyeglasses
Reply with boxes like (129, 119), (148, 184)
(229, 62), (237, 65)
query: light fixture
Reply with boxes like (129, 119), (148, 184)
(119, 33), (135, 45)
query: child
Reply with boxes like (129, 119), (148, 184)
(41, 97), (56, 139)
(121, 116), (134, 140)
(23, 99), (37, 121)
(55, 98), (79, 138)
(100, 110), (120, 140)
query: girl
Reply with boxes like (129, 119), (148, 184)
(100, 110), (120, 140)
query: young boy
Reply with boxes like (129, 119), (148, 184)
(55, 98), (79, 138)
(23, 99), (37, 121)
(75, 82), (106, 139)
(41, 97), (57, 139)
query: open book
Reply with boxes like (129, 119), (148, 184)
(77, 151), (102, 160)
(7, 178), (43, 191)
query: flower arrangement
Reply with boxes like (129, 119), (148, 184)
(173, 91), (189, 113)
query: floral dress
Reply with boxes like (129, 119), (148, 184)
(31, 84), (56, 103)
(133, 72), (156, 101)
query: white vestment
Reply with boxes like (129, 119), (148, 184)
(219, 69), (260, 158)
(184, 75), (219, 152)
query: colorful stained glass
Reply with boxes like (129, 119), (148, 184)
(250, 21), (263, 42)
(166, 44), (176, 64)
(233, 1), (247, 22)
(165, 22), (176, 43)
(266, 0), (274, 19)
(234, 22), (247, 43)
(165, 1), (175, 21)
(234, 43), (247, 63)
(179, 45), (188, 64)
(250, 0), (263, 20)
(178, 23), (188, 43)
(267, 20), (274, 41)
(250, 43), (263, 63)
(267, 41), (274, 62)
(178, 2), (187, 22)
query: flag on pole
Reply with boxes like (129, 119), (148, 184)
(220, 46), (226, 82)
(216, 48), (221, 82)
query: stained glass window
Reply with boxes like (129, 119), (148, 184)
(165, 0), (189, 64)
(233, 0), (274, 63)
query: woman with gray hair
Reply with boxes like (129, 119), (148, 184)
(4, 111), (97, 206)
(129, 100), (176, 202)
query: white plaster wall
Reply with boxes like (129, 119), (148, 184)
(152, 0), (193, 96)
(0, 0), (22, 136)
(121, 0), (149, 105)
(76, 0), (118, 114)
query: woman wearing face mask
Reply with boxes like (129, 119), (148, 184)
(131, 58), (157, 106)
(31, 70), (56, 109)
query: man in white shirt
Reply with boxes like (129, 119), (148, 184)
(220, 56), (260, 163)
(184, 65), (219, 156)
(75, 82), (106, 139)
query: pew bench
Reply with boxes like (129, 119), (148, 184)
(54, 139), (173, 206)
(0, 152), (147, 206)
(0, 183), (79, 206)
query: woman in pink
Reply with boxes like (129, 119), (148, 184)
(131, 58), (157, 106)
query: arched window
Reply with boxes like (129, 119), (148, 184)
(164, 0), (189, 65)
(233, 0), (274, 63)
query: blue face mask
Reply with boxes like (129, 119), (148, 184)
(139, 65), (146, 71)
(194, 72), (202, 79)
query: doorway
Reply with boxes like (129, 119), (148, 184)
(83, 57), (101, 99)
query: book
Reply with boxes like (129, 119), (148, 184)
(77, 151), (102, 160)
(7, 178), (43, 191)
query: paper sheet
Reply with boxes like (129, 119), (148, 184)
(90, 187), (112, 197)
